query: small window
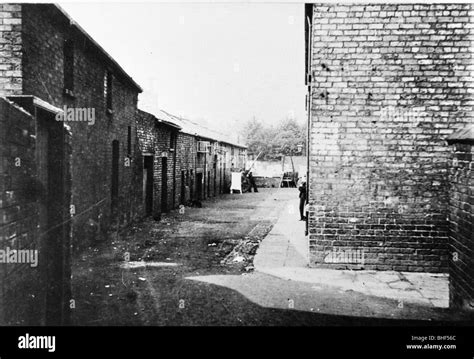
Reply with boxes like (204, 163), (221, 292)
(104, 70), (113, 112)
(63, 40), (74, 94)
(127, 126), (132, 156)
(170, 132), (176, 150)
(111, 140), (120, 209)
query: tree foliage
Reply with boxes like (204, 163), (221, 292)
(240, 117), (306, 160)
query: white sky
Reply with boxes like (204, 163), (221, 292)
(60, 2), (307, 136)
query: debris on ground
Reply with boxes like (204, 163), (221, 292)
(219, 223), (273, 269)
(245, 265), (254, 272)
(220, 239), (261, 267)
(233, 256), (245, 263)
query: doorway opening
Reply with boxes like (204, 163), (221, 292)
(180, 170), (186, 205)
(111, 140), (119, 212)
(161, 157), (168, 212)
(143, 155), (154, 215)
(37, 108), (69, 325)
(196, 172), (203, 200)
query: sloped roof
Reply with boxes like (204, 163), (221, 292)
(53, 4), (143, 93)
(137, 109), (181, 130)
(446, 124), (474, 144)
(161, 110), (247, 149)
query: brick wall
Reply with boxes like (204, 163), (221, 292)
(0, 4), (22, 95)
(0, 97), (72, 325)
(176, 132), (197, 203)
(0, 98), (42, 324)
(153, 122), (177, 213)
(307, 4), (474, 272)
(137, 110), (180, 215)
(138, 115), (247, 208)
(447, 129), (473, 310)
(18, 4), (143, 250)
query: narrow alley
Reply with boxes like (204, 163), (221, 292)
(70, 188), (470, 326)
(0, 2), (473, 356)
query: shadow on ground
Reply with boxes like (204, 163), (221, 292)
(70, 189), (473, 326)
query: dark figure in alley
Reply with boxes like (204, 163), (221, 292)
(248, 171), (258, 193)
(299, 180), (307, 221)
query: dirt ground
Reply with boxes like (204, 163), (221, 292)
(70, 188), (467, 326)
(71, 188), (285, 325)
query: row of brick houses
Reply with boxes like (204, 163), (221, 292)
(305, 3), (473, 311)
(0, 3), (246, 325)
(136, 109), (247, 219)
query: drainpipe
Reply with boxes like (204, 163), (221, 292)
(306, 13), (313, 237)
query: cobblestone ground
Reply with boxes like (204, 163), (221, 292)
(70, 188), (470, 326)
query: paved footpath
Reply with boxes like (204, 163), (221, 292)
(189, 189), (470, 322)
(254, 195), (450, 308)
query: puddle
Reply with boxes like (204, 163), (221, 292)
(120, 261), (181, 269)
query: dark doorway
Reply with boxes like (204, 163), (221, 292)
(181, 170), (186, 205)
(220, 167), (223, 194)
(111, 140), (119, 211)
(207, 171), (210, 198)
(36, 108), (70, 325)
(143, 155), (154, 215)
(223, 163), (226, 192)
(213, 158), (217, 196)
(161, 157), (168, 212)
(190, 169), (194, 200)
(196, 172), (203, 200)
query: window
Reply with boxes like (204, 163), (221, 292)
(63, 40), (74, 94)
(111, 140), (120, 210)
(127, 126), (132, 156)
(170, 132), (176, 150)
(104, 70), (113, 112)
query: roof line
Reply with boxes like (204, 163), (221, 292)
(53, 4), (143, 93)
(161, 110), (247, 149)
(138, 109), (182, 130)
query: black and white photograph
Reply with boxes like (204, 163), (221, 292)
(0, 0), (473, 356)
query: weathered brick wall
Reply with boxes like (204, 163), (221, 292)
(195, 139), (209, 199)
(136, 110), (155, 154)
(447, 138), (473, 310)
(0, 4), (22, 95)
(176, 132), (197, 204)
(19, 4), (143, 250)
(308, 4), (474, 272)
(138, 117), (248, 210)
(0, 98), (42, 324)
(153, 122), (177, 213)
(136, 110), (179, 215)
(0, 97), (72, 325)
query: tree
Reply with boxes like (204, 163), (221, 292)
(240, 117), (306, 160)
(274, 118), (306, 156)
(240, 118), (271, 160)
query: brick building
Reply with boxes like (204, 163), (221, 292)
(305, 3), (473, 277)
(165, 111), (247, 201)
(168, 114), (247, 202)
(136, 109), (181, 218)
(0, 3), (143, 324)
(137, 109), (247, 215)
(446, 125), (473, 311)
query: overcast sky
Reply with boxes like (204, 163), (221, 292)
(60, 2), (307, 137)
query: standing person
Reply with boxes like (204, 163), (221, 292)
(248, 170), (258, 192)
(299, 180), (307, 221)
